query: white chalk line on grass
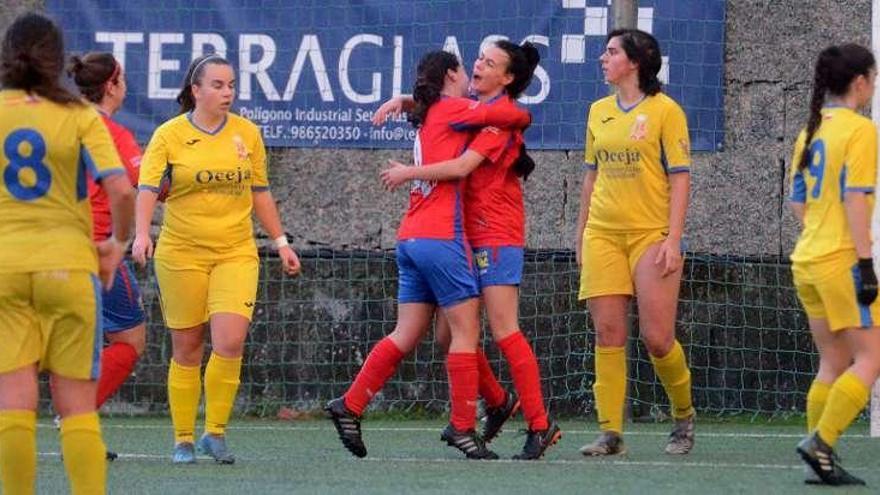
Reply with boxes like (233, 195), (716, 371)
(35, 451), (847, 472)
(35, 423), (876, 440)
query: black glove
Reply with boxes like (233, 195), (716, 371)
(857, 258), (878, 306)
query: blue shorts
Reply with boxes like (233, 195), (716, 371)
(396, 238), (479, 308)
(473, 246), (524, 289)
(102, 260), (146, 333)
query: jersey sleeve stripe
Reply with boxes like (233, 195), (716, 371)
(138, 184), (161, 192)
(251, 185), (269, 192)
(790, 171), (807, 203)
(667, 166), (690, 174)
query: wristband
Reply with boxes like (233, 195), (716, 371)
(274, 235), (289, 249)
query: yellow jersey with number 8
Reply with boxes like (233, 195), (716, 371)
(0, 89), (123, 274)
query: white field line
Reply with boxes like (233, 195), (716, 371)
(36, 422), (876, 440)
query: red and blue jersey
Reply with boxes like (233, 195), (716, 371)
(397, 96), (529, 240)
(464, 95), (527, 248)
(89, 113), (140, 241)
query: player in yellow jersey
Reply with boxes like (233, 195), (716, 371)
(575, 29), (695, 456)
(132, 54), (301, 465)
(0, 13), (135, 495)
(789, 44), (879, 487)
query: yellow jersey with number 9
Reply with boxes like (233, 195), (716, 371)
(789, 107), (878, 264)
(139, 113), (268, 255)
(584, 93), (691, 232)
(0, 89), (123, 274)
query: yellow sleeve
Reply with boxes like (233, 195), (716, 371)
(79, 106), (123, 180)
(138, 127), (169, 192)
(789, 131), (807, 203)
(250, 125), (269, 191)
(584, 109), (597, 171)
(844, 120), (878, 192)
(661, 101), (691, 174)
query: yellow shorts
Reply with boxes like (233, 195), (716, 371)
(0, 270), (101, 380)
(154, 250), (259, 330)
(579, 228), (669, 300)
(792, 252), (880, 331)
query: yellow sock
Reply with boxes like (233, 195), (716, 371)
(806, 380), (831, 432)
(60, 412), (105, 495)
(650, 340), (695, 419)
(168, 359), (202, 444)
(204, 353), (242, 436)
(593, 346), (627, 433)
(817, 371), (870, 447)
(0, 410), (36, 495)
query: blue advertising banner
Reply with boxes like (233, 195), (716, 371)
(48, 0), (725, 151)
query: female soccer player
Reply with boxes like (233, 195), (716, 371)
(131, 54), (301, 464)
(326, 50), (531, 460)
(379, 41), (560, 460)
(69, 52), (145, 460)
(0, 13), (135, 494)
(574, 29), (694, 456)
(789, 43), (878, 487)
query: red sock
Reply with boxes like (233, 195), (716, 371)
(498, 331), (548, 431)
(447, 352), (479, 431)
(343, 337), (405, 415)
(476, 350), (506, 408)
(95, 342), (139, 408)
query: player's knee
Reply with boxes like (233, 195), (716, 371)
(593, 320), (627, 347)
(642, 332), (674, 357)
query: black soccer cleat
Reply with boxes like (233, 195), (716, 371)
(481, 391), (520, 444)
(105, 450), (118, 462)
(512, 420), (562, 460)
(796, 432), (865, 486)
(441, 424), (498, 460)
(325, 397), (367, 458)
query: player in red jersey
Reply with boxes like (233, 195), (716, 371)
(68, 53), (145, 461)
(326, 50), (531, 460)
(380, 41), (560, 460)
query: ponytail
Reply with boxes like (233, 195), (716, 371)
(798, 44), (875, 170)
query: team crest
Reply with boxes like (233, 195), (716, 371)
(630, 114), (649, 140)
(232, 135), (249, 159)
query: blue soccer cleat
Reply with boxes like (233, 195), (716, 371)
(171, 442), (196, 464)
(197, 433), (236, 464)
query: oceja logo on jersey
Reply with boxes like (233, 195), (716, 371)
(195, 167), (253, 184)
(595, 148), (641, 166)
(595, 147), (642, 179)
(194, 167), (253, 195)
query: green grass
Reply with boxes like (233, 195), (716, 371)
(34, 417), (878, 494)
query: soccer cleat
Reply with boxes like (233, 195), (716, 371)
(106, 450), (118, 462)
(803, 464), (822, 485)
(325, 397), (367, 458)
(441, 424), (498, 460)
(512, 420), (562, 460)
(197, 433), (235, 464)
(579, 431), (627, 456)
(665, 414), (695, 455)
(796, 432), (865, 486)
(481, 391), (520, 444)
(171, 442), (196, 464)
